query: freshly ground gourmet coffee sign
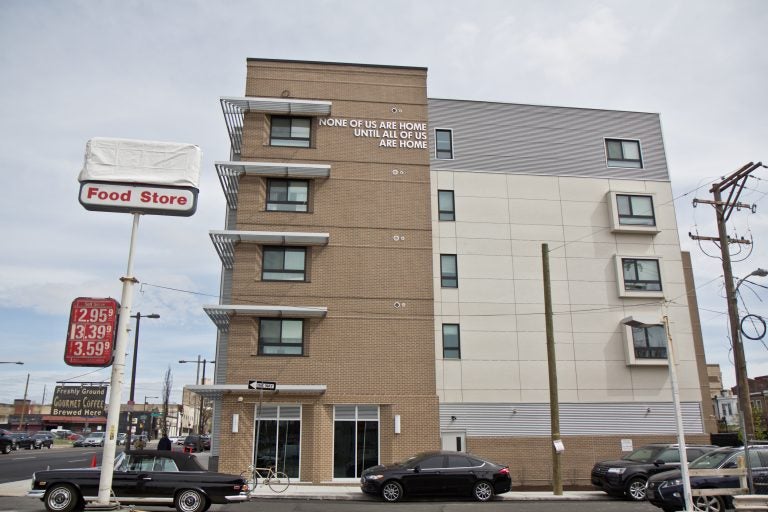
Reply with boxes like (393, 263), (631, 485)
(51, 386), (107, 417)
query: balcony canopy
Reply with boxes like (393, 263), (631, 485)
(215, 161), (331, 210)
(210, 230), (330, 269)
(204, 304), (328, 331)
(220, 96), (332, 157)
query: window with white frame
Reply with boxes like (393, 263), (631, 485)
(615, 256), (664, 298)
(607, 192), (659, 234)
(435, 129), (454, 159)
(620, 317), (668, 366)
(605, 138), (642, 168)
(438, 190), (455, 221)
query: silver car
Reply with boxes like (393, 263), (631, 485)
(82, 432), (105, 447)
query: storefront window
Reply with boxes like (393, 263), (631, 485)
(333, 405), (379, 478)
(254, 405), (301, 478)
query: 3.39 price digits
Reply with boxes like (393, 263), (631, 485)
(69, 323), (112, 340)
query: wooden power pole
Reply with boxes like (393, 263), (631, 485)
(690, 161), (763, 439)
(542, 243), (563, 495)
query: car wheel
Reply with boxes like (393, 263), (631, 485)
(1, 444), (9, 454)
(175, 489), (208, 512)
(472, 480), (495, 502)
(381, 480), (404, 502)
(693, 495), (725, 512)
(44, 484), (81, 512)
(625, 476), (648, 501)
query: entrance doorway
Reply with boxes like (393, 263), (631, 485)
(441, 431), (466, 452)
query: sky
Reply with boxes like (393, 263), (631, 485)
(0, 0), (766, 407)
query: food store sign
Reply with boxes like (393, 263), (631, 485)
(79, 182), (198, 216)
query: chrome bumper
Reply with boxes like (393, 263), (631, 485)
(27, 490), (45, 499)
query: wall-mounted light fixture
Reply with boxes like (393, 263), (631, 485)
(450, 415), (457, 422)
(394, 415), (401, 434)
(232, 414), (239, 433)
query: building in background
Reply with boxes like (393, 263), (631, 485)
(196, 59), (712, 485)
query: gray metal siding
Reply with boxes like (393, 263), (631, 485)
(428, 99), (670, 181)
(440, 402), (704, 436)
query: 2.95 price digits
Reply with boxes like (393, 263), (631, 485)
(69, 340), (111, 357)
(69, 323), (113, 340)
(75, 307), (113, 323)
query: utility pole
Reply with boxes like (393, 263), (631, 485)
(690, 161), (763, 439)
(542, 244), (563, 495)
(18, 373), (30, 431)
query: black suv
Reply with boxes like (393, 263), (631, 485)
(591, 443), (719, 501)
(0, 429), (14, 454)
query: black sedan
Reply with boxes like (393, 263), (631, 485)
(361, 451), (511, 502)
(9, 432), (34, 450)
(28, 449), (250, 512)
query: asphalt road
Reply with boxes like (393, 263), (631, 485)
(0, 446), (106, 484)
(0, 497), (663, 512)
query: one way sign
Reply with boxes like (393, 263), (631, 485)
(248, 380), (277, 391)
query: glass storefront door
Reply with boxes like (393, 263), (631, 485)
(254, 405), (301, 478)
(333, 405), (379, 479)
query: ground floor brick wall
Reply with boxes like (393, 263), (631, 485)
(468, 434), (712, 488)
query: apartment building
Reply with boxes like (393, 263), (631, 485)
(194, 59), (711, 486)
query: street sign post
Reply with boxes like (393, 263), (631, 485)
(248, 380), (277, 391)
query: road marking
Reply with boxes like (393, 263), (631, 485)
(68, 459), (88, 462)
(11, 457), (35, 460)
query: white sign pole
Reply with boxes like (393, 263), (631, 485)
(97, 213), (141, 505)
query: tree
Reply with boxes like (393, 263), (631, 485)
(161, 366), (172, 436)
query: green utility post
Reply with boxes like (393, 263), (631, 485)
(542, 243), (563, 495)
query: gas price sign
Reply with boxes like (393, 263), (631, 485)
(65, 297), (119, 367)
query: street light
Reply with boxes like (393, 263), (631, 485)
(731, 268), (768, 444)
(625, 315), (692, 511)
(144, 395), (159, 410)
(0, 361), (23, 365)
(125, 312), (160, 450)
(179, 357), (215, 434)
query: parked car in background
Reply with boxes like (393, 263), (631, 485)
(71, 435), (85, 447)
(116, 433), (126, 446)
(82, 432), (105, 447)
(591, 443), (719, 501)
(176, 436), (186, 445)
(361, 451), (512, 502)
(9, 432), (34, 450)
(647, 446), (768, 512)
(0, 429), (15, 454)
(183, 435), (204, 453)
(32, 433), (54, 449)
(201, 435), (211, 450)
(28, 449), (250, 512)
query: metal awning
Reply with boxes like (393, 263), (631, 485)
(186, 384), (327, 399)
(204, 304), (328, 331)
(210, 230), (330, 269)
(215, 161), (331, 210)
(220, 96), (332, 157)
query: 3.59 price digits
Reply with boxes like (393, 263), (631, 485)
(70, 340), (111, 357)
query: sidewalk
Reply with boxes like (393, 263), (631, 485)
(1, 477), (608, 501)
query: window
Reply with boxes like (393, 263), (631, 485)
(254, 405), (301, 478)
(442, 324), (461, 359)
(440, 254), (458, 288)
(617, 194), (655, 226)
(622, 258), (662, 292)
(259, 319), (304, 356)
(270, 116), (311, 147)
(606, 138), (642, 168)
(262, 247), (306, 281)
(435, 129), (454, 159)
(438, 190), (455, 221)
(333, 405), (379, 479)
(266, 179), (309, 212)
(631, 324), (667, 360)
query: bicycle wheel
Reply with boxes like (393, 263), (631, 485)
(267, 471), (290, 493)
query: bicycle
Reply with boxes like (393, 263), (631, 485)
(241, 464), (290, 493)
